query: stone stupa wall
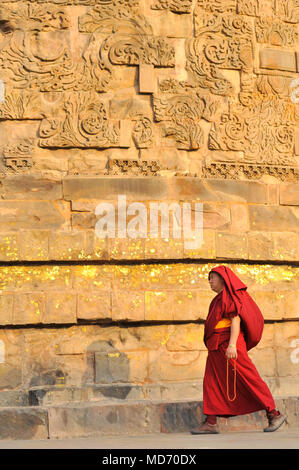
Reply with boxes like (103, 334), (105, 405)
(0, 0), (298, 438)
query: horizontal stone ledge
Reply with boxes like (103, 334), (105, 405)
(62, 176), (269, 203)
(0, 175), (62, 200)
(1, 228), (299, 262)
(0, 396), (297, 439)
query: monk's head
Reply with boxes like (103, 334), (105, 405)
(208, 271), (224, 294)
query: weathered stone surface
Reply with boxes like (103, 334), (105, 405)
(63, 177), (171, 201)
(48, 403), (161, 439)
(45, 292), (77, 324)
(0, 201), (69, 231)
(95, 350), (148, 384)
(0, 233), (18, 261)
(272, 232), (299, 262)
(13, 293), (45, 325)
(247, 232), (275, 261)
(0, 330), (22, 390)
(149, 349), (207, 381)
(260, 48), (296, 72)
(19, 230), (49, 261)
(49, 231), (85, 260)
(248, 206), (299, 232)
(78, 291), (111, 321)
(216, 232), (248, 259)
(0, 408), (48, 440)
(0, 176), (62, 200)
(279, 183), (299, 206)
(139, 64), (156, 93)
(111, 290), (144, 321)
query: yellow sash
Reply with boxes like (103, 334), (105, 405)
(214, 318), (231, 329)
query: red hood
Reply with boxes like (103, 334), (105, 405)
(204, 265), (264, 351)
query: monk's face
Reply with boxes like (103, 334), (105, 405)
(209, 272), (224, 293)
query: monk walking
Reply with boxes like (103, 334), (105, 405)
(190, 265), (287, 434)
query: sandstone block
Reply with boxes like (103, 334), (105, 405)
(247, 348), (276, 377)
(260, 48), (296, 72)
(0, 330), (22, 389)
(78, 291), (111, 321)
(149, 349), (207, 381)
(139, 64), (156, 93)
(19, 230), (49, 261)
(267, 184), (279, 205)
(0, 175), (62, 200)
(145, 291), (174, 321)
(13, 293), (45, 325)
(0, 233), (18, 261)
(249, 205), (299, 232)
(165, 323), (205, 350)
(202, 203), (230, 230)
(172, 290), (201, 321)
(279, 183), (299, 206)
(49, 231), (85, 260)
(276, 349), (299, 377)
(0, 294), (14, 325)
(63, 177), (170, 201)
(48, 403), (160, 439)
(203, 180), (268, 204)
(230, 204), (249, 232)
(149, 9), (193, 38)
(111, 290), (144, 321)
(250, 291), (284, 320)
(216, 232), (248, 259)
(0, 408), (48, 440)
(72, 265), (112, 291)
(109, 236), (145, 260)
(0, 201), (68, 231)
(71, 212), (97, 229)
(85, 230), (109, 260)
(272, 231), (299, 261)
(44, 292), (77, 324)
(247, 232), (275, 261)
(95, 350), (148, 384)
(183, 229), (216, 260)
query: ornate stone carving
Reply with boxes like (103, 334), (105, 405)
(130, 114), (153, 149)
(275, 0), (299, 24)
(2, 139), (34, 171)
(151, 0), (192, 13)
(197, 0), (237, 12)
(38, 93), (121, 148)
(202, 162), (299, 181)
(108, 158), (161, 175)
(152, 78), (219, 150)
(255, 75), (293, 98)
(0, 4), (82, 93)
(209, 97), (296, 166)
(78, 2), (175, 67)
(0, 91), (42, 120)
(188, 10), (253, 96)
(255, 18), (298, 46)
(237, 0), (259, 16)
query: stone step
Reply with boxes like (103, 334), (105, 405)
(0, 396), (298, 440)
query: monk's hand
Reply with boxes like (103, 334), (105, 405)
(226, 344), (237, 360)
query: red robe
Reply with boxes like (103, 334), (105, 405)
(203, 266), (276, 417)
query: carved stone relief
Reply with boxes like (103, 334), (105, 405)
(187, 9), (254, 97)
(0, 0), (297, 180)
(209, 97), (296, 166)
(152, 78), (219, 150)
(150, 0), (193, 14)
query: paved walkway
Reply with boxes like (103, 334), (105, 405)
(0, 429), (298, 449)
